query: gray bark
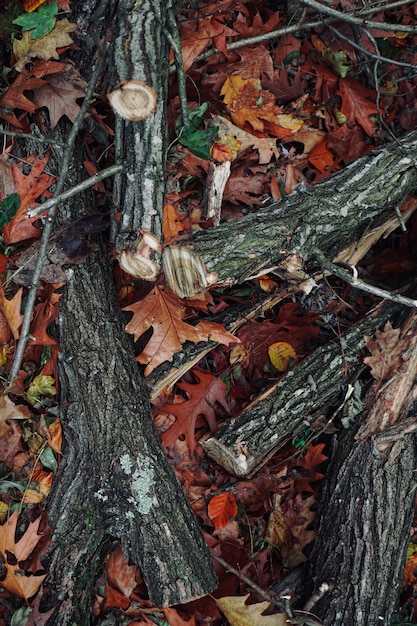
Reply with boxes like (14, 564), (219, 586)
(109, 0), (174, 252)
(309, 422), (417, 625)
(37, 133), (216, 623)
(175, 132), (417, 286)
(201, 302), (402, 477)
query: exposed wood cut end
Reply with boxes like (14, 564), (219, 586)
(118, 230), (161, 280)
(108, 80), (157, 121)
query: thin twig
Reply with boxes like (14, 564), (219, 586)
(171, 0), (417, 72)
(8, 51), (108, 384)
(319, 257), (417, 309)
(27, 164), (123, 218)
(328, 25), (416, 70)
(166, 9), (190, 128)
(0, 127), (64, 146)
(299, 0), (417, 33)
(211, 554), (285, 610)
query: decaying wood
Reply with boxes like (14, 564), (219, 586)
(201, 302), (402, 477)
(174, 132), (417, 287)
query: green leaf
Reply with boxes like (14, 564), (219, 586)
(179, 126), (218, 159)
(13, 1), (58, 39)
(40, 444), (58, 473)
(322, 49), (351, 78)
(11, 607), (32, 626)
(0, 193), (20, 228)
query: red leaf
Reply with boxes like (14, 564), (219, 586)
(161, 369), (229, 454)
(208, 492), (238, 529)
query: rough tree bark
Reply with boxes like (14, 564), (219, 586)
(168, 131), (417, 289)
(24, 1), (217, 623)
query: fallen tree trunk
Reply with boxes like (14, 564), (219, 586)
(167, 132), (417, 291)
(308, 309), (417, 624)
(201, 301), (401, 477)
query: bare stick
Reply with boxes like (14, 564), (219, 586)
(319, 256), (417, 309)
(328, 25), (416, 70)
(27, 164), (123, 218)
(0, 127), (64, 146)
(8, 52), (107, 384)
(298, 0), (417, 33)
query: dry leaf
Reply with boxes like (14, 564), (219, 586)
(216, 594), (288, 626)
(363, 321), (406, 382)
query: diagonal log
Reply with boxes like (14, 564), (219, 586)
(201, 302), (402, 477)
(167, 132), (417, 291)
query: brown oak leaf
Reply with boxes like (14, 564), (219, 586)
(363, 321), (406, 383)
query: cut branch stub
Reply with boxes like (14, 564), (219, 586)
(118, 230), (161, 280)
(108, 80), (157, 121)
(162, 246), (218, 299)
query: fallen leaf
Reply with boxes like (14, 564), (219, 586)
(0, 393), (33, 437)
(216, 594), (288, 625)
(106, 544), (138, 598)
(2, 154), (55, 244)
(124, 286), (236, 375)
(338, 77), (379, 137)
(161, 369), (229, 454)
(208, 492), (238, 529)
(13, 19), (77, 71)
(0, 72), (46, 112)
(0, 285), (24, 339)
(32, 74), (84, 128)
(364, 321), (406, 383)
(268, 341), (297, 372)
(0, 510), (47, 600)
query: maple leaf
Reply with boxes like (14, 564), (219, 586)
(161, 369), (229, 454)
(13, 19), (77, 71)
(0, 510), (47, 600)
(216, 594), (288, 625)
(2, 154), (55, 244)
(338, 77), (379, 137)
(32, 74), (84, 128)
(363, 321), (406, 383)
(124, 286), (237, 375)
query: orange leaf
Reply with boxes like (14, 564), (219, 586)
(0, 285), (24, 340)
(106, 544), (138, 598)
(47, 419), (62, 454)
(0, 73), (46, 113)
(0, 510), (47, 600)
(124, 286), (236, 375)
(3, 154), (55, 244)
(161, 369), (229, 454)
(163, 203), (184, 242)
(24, 0), (46, 10)
(338, 77), (379, 137)
(208, 492), (238, 529)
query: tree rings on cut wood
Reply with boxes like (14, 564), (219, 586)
(108, 80), (157, 121)
(162, 246), (218, 299)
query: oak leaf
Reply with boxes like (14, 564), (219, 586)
(363, 321), (406, 383)
(124, 286), (237, 375)
(0, 72), (46, 113)
(216, 594), (288, 625)
(161, 369), (229, 454)
(0, 285), (24, 339)
(106, 544), (138, 598)
(338, 77), (379, 137)
(0, 510), (47, 600)
(32, 74), (84, 128)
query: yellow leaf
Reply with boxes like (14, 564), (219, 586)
(27, 375), (56, 406)
(0, 502), (8, 522)
(13, 20), (77, 70)
(216, 595), (288, 626)
(268, 342), (297, 372)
